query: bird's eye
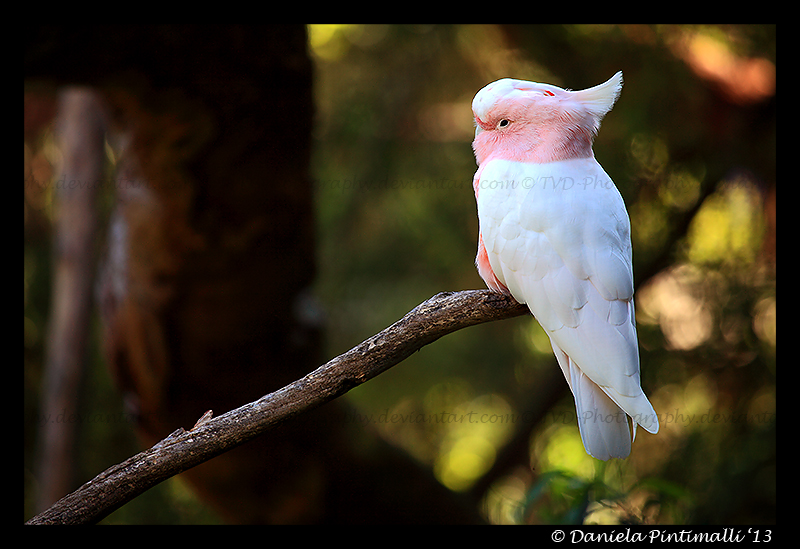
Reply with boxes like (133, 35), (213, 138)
(497, 119), (510, 129)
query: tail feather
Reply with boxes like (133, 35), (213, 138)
(552, 343), (633, 460)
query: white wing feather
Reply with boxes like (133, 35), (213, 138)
(476, 157), (658, 459)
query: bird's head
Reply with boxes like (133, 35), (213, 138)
(472, 72), (623, 165)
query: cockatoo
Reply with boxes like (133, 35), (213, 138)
(471, 72), (658, 460)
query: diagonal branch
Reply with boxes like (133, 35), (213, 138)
(26, 290), (529, 525)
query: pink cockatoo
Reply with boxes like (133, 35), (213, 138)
(471, 72), (658, 460)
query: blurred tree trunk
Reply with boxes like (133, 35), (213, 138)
(26, 25), (480, 523)
(34, 88), (106, 513)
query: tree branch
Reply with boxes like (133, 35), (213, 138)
(26, 290), (529, 525)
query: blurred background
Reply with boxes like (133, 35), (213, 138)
(25, 25), (775, 524)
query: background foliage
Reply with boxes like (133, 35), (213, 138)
(25, 24), (775, 524)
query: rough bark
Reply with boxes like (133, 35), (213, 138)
(27, 290), (528, 525)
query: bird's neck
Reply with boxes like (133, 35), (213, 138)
(525, 125), (594, 163)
